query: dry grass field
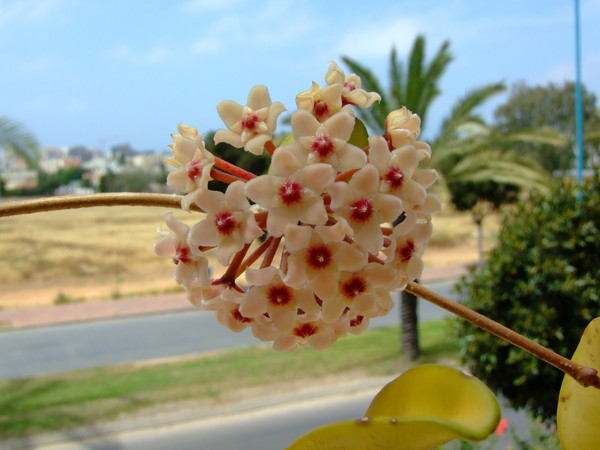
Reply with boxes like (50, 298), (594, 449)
(0, 203), (499, 310)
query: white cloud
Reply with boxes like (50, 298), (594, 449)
(188, 0), (318, 56)
(336, 18), (421, 60)
(111, 44), (170, 64)
(0, 0), (67, 29)
(23, 55), (55, 73)
(180, 0), (243, 13)
(191, 36), (222, 55)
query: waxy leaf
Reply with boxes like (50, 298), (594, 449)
(348, 117), (369, 149)
(287, 365), (501, 449)
(557, 317), (600, 450)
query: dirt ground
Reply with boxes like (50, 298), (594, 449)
(0, 205), (497, 310)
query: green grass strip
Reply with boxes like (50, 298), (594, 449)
(0, 320), (458, 439)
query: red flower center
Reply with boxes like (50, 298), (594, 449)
(214, 211), (236, 236)
(173, 245), (192, 265)
(306, 244), (333, 270)
(278, 180), (303, 205)
(349, 198), (374, 222)
(350, 315), (364, 327)
(232, 308), (252, 323)
(293, 322), (319, 338)
(312, 100), (329, 121)
(343, 81), (356, 91)
(267, 285), (292, 306)
(398, 239), (415, 262)
(311, 135), (335, 159)
(187, 160), (202, 181)
(341, 276), (367, 299)
(241, 112), (260, 131)
(385, 166), (405, 190)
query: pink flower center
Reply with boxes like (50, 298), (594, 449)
(341, 276), (367, 299)
(268, 285), (292, 306)
(311, 135), (335, 159)
(313, 100), (329, 120)
(278, 180), (303, 205)
(293, 322), (319, 338)
(307, 244), (333, 269)
(349, 198), (374, 222)
(214, 211), (236, 235)
(187, 160), (202, 181)
(241, 112), (260, 131)
(343, 81), (356, 91)
(232, 308), (253, 323)
(385, 166), (405, 190)
(173, 245), (192, 265)
(350, 315), (364, 327)
(398, 239), (415, 262)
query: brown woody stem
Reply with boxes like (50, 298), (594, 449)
(406, 281), (600, 390)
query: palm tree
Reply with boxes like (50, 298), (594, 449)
(344, 35), (453, 360)
(0, 116), (40, 170)
(343, 37), (559, 359)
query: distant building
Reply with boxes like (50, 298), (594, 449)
(0, 170), (37, 190)
(111, 143), (136, 162)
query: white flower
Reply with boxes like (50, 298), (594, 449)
(284, 223), (367, 301)
(153, 213), (210, 288)
(327, 164), (403, 254)
(244, 159), (334, 237)
(384, 221), (433, 282)
(368, 135), (437, 209)
(296, 81), (345, 122)
(187, 181), (263, 265)
(165, 124), (215, 210)
(325, 61), (381, 108)
(282, 109), (367, 173)
(384, 107), (423, 149)
(214, 85), (286, 155)
(239, 267), (320, 332)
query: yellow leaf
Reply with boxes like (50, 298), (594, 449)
(287, 365), (501, 449)
(557, 317), (600, 450)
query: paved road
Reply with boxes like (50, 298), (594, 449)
(0, 280), (457, 379)
(35, 385), (528, 450)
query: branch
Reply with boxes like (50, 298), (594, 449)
(406, 281), (600, 390)
(0, 193), (200, 217)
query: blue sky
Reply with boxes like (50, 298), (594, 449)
(2, 0), (600, 152)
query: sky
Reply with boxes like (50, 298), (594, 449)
(2, 0), (600, 153)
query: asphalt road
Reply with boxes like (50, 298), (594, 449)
(0, 279), (457, 379)
(35, 386), (528, 450)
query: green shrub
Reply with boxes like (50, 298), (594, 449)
(454, 171), (600, 419)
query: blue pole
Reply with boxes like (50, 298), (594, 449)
(574, 0), (585, 190)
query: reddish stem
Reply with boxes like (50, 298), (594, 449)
(265, 141), (277, 156)
(210, 168), (245, 185)
(220, 243), (251, 285)
(235, 237), (273, 278)
(335, 168), (360, 182)
(214, 157), (256, 181)
(260, 236), (282, 269)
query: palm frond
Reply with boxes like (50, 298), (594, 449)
(435, 82), (505, 145)
(0, 117), (40, 169)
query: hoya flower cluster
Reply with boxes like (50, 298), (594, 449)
(154, 62), (439, 351)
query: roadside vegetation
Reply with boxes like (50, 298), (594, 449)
(0, 320), (457, 440)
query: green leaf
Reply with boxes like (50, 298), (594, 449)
(348, 117), (369, 149)
(557, 318), (600, 450)
(280, 133), (295, 146)
(287, 365), (501, 449)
